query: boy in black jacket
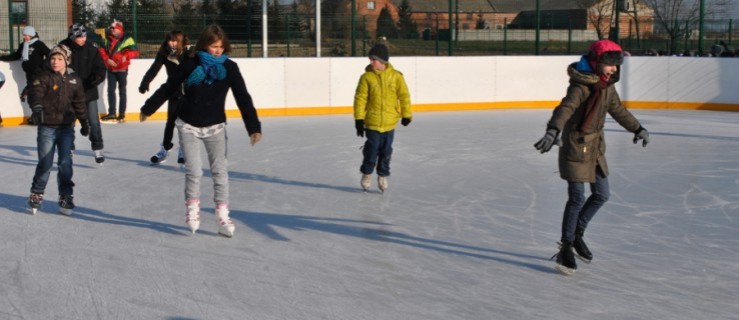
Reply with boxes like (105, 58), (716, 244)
(27, 44), (90, 216)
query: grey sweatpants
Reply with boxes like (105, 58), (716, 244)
(178, 127), (229, 205)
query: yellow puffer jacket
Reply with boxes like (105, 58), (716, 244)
(353, 63), (412, 133)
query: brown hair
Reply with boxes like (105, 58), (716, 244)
(189, 24), (231, 58)
(157, 30), (189, 59)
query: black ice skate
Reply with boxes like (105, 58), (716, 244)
(551, 241), (577, 275)
(574, 229), (593, 263)
(58, 195), (75, 216)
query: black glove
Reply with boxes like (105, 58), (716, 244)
(80, 120), (90, 137)
(30, 105), (43, 125)
(20, 86), (28, 102)
(534, 128), (559, 153)
(401, 118), (411, 126)
(633, 126), (649, 147)
(138, 83), (149, 94)
(355, 120), (364, 137)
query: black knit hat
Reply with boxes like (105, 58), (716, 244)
(68, 23), (87, 39)
(369, 44), (389, 64)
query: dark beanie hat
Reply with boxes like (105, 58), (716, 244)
(68, 23), (87, 39)
(369, 44), (389, 64)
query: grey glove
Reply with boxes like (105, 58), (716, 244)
(633, 126), (649, 147)
(30, 105), (43, 125)
(534, 128), (559, 153)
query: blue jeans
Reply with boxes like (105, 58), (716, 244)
(106, 70), (128, 116)
(360, 129), (394, 177)
(31, 125), (76, 196)
(86, 100), (104, 150)
(561, 166), (610, 243)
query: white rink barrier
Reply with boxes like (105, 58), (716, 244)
(1, 55), (737, 125)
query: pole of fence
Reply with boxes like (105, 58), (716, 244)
(247, 1), (252, 57)
(351, 0), (356, 56)
(729, 19), (733, 47)
(435, 14), (439, 56)
(535, 0), (540, 55)
(286, 14), (291, 57)
(262, 0), (268, 57)
(698, 0), (705, 55)
(7, 0), (14, 50)
(132, 0), (138, 41)
(503, 18), (508, 55)
(316, 0), (321, 57)
(567, 18), (572, 54)
(448, 0), (453, 56)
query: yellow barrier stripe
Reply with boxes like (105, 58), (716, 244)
(3, 102), (738, 127)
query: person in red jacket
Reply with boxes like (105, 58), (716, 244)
(99, 19), (139, 122)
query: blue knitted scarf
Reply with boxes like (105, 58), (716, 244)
(186, 51), (228, 87)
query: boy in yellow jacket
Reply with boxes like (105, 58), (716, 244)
(353, 44), (412, 192)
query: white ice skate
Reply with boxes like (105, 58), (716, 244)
(185, 199), (201, 234)
(360, 174), (371, 191)
(378, 176), (388, 193)
(216, 203), (235, 238)
(94, 150), (105, 166)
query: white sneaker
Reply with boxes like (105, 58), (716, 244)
(360, 174), (371, 191)
(185, 199), (200, 233)
(378, 176), (388, 192)
(150, 144), (168, 164)
(216, 203), (235, 237)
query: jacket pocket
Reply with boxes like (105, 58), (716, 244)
(565, 132), (598, 162)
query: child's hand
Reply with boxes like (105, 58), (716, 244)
(633, 126), (649, 147)
(250, 133), (262, 146)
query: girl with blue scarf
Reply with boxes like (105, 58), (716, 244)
(140, 25), (262, 238)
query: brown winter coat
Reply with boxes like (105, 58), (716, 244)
(546, 64), (641, 183)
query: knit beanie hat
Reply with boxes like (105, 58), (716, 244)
(22, 26), (36, 37)
(369, 44), (389, 64)
(50, 44), (72, 66)
(68, 23), (87, 39)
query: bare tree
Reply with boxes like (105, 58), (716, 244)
(641, 0), (730, 54)
(575, 0), (612, 40)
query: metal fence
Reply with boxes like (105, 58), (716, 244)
(2, 4), (738, 58)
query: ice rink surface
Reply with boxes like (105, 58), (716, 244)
(1, 109), (738, 320)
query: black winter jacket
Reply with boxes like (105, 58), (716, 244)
(141, 56), (261, 135)
(139, 47), (190, 97)
(0, 39), (50, 88)
(58, 37), (107, 102)
(28, 67), (88, 127)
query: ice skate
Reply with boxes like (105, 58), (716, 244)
(574, 229), (593, 263)
(551, 241), (577, 275)
(150, 144), (169, 164)
(378, 176), (388, 193)
(185, 199), (201, 234)
(58, 195), (75, 216)
(94, 149), (105, 165)
(177, 147), (185, 164)
(216, 203), (235, 238)
(27, 193), (43, 214)
(101, 114), (117, 123)
(360, 174), (371, 191)
(116, 114), (126, 123)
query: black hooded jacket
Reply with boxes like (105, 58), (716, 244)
(58, 36), (107, 102)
